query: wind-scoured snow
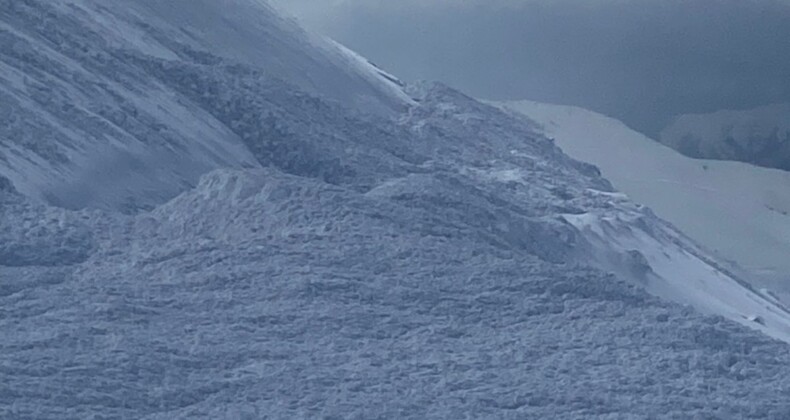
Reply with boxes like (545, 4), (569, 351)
(3, 1), (790, 418)
(72, 0), (408, 113)
(561, 199), (790, 344)
(324, 38), (416, 107)
(0, 0), (410, 212)
(93, 0), (412, 114)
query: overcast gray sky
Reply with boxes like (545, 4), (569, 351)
(271, 0), (790, 136)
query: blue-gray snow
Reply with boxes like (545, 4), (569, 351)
(2, 1), (790, 419)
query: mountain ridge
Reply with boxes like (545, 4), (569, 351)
(660, 103), (790, 171)
(3, 1), (790, 418)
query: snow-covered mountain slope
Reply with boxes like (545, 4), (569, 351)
(500, 100), (790, 296)
(0, 0), (410, 212)
(7, 165), (790, 419)
(5, 78), (790, 417)
(5, 2), (790, 418)
(660, 103), (790, 171)
(95, 0), (412, 112)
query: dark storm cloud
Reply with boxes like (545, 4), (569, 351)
(273, 0), (790, 136)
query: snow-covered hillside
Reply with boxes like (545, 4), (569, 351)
(501, 101), (790, 298)
(97, 0), (413, 112)
(4, 1), (790, 418)
(8, 164), (790, 418)
(0, 0), (410, 212)
(660, 103), (790, 171)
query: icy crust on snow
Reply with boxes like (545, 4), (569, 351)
(4, 167), (790, 419)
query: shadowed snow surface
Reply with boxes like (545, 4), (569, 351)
(0, 0), (409, 212)
(2, 1), (790, 419)
(660, 103), (790, 171)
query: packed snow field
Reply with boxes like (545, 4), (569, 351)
(501, 101), (790, 298)
(3, 0), (790, 418)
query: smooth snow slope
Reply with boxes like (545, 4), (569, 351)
(501, 101), (790, 293)
(95, 0), (412, 113)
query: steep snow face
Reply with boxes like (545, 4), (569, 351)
(660, 103), (790, 171)
(325, 39), (416, 107)
(7, 2), (790, 417)
(3, 80), (790, 420)
(562, 199), (790, 343)
(0, 0), (410, 212)
(0, 0), (256, 211)
(500, 101), (790, 299)
(93, 0), (412, 113)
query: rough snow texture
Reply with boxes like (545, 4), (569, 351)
(3, 1), (790, 419)
(6, 165), (790, 419)
(660, 103), (790, 171)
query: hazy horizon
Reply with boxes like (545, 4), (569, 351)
(271, 0), (790, 136)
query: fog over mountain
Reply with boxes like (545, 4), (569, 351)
(272, 0), (790, 137)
